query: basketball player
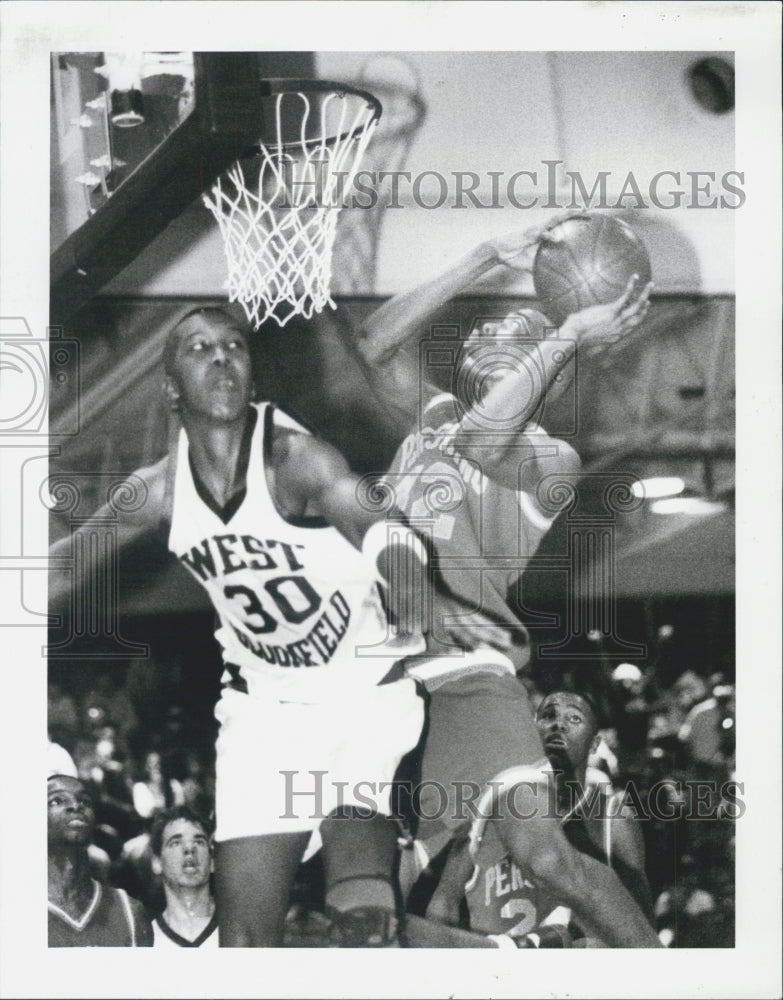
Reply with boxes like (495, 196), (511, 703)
(48, 774), (153, 947)
(425, 689), (653, 945)
(49, 307), (484, 946)
(150, 806), (218, 948)
(350, 223), (661, 947)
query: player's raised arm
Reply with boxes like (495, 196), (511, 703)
(455, 275), (653, 491)
(48, 458), (169, 620)
(274, 432), (430, 635)
(352, 215), (589, 420)
(352, 227), (555, 419)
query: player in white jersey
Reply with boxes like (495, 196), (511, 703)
(150, 807), (219, 948)
(49, 307), (477, 946)
(351, 220), (661, 947)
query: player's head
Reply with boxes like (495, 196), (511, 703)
(47, 775), (95, 848)
(150, 806), (213, 890)
(535, 690), (601, 771)
(163, 307), (253, 422)
(455, 308), (551, 412)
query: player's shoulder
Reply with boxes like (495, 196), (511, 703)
(266, 403), (317, 456)
(267, 402), (314, 438)
(421, 391), (461, 430)
(268, 410), (350, 484)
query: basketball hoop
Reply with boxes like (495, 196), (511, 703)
(203, 79), (381, 329)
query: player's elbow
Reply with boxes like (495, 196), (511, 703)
(354, 326), (392, 366)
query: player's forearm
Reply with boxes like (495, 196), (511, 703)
(357, 241), (503, 365)
(362, 520), (429, 635)
(460, 335), (576, 437)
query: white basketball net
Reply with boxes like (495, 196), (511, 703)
(203, 88), (379, 329)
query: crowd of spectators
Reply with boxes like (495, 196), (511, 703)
(48, 668), (215, 916)
(48, 640), (736, 948)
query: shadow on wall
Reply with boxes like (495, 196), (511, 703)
(621, 210), (703, 294)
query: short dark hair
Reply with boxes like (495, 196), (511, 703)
(150, 805), (213, 857)
(47, 774), (91, 798)
(537, 689), (603, 731)
(162, 306), (248, 376)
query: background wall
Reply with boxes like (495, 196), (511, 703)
(102, 50), (736, 299)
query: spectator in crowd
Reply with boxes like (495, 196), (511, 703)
(48, 774), (153, 947)
(113, 821), (164, 913)
(678, 676), (735, 771)
(132, 748), (185, 820)
(150, 806), (218, 948)
(649, 669), (708, 745)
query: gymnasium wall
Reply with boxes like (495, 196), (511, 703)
(103, 51), (736, 299)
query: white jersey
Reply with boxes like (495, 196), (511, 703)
(152, 912), (219, 948)
(168, 403), (416, 702)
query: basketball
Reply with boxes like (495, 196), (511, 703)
(533, 215), (652, 326)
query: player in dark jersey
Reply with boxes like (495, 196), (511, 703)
(351, 221), (660, 947)
(425, 689), (653, 946)
(48, 774), (153, 947)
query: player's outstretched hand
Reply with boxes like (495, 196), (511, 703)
(491, 210), (588, 272)
(559, 274), (654, 350)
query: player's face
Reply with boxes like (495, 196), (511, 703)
(166, 315), (253, 422)
(536, 693), (598, 771)
(156, 818), (212, 889)
(47, 776), (95, 846)
(461, 311), (540, 397)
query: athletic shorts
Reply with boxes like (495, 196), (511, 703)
(213, 677), (425, 842)
(411, 662), (545, 844)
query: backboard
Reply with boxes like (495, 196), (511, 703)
(50, 51), (315, 323)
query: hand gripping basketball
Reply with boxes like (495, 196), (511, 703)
(491, 210), (589, 273)
(559, 273), (654, 350)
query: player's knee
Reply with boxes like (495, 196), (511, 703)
(526, 840), (589, 904)
(326, 906), (399, 947)
(216, 904), (286, 947)
(219, 917), (284, 948)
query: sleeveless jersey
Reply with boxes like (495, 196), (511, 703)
(168, 403), (413, 701)
(385, 393), (559, 665)
(465, 782), (618, 938)
(48, 881), (152, 947)
(153, 912), (219, 948)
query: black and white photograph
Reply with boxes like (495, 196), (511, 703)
(0, 2), (780, 998)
